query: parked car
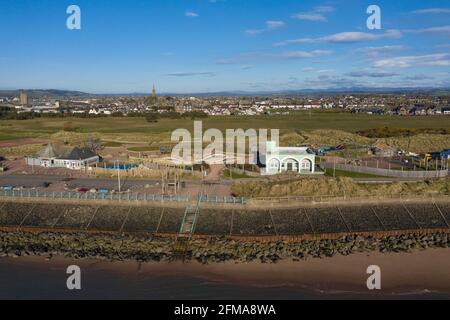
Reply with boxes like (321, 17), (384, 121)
(78, 187), (88, 193)
(42, 182), (51, 188)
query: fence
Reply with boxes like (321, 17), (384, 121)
(0, 190), (246, 205)
(322, 162), (449, 179)
(251, 193), (450, 206)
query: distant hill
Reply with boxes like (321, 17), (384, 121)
(150, 87), (450, 97)
(1, 87), (449, 98)
(0, 89), (91, 98)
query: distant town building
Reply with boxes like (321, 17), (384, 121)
(442, 107), (450, 115)
(20, 91), (29, 105)
(261, 141), (316, 175)
(26, 144), (100, 170)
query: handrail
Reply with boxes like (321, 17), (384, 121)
(189, 193), (202, 238)
(0, 190), (246, 205)
(178, 193), (191, 235)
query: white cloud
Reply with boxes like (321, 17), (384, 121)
(355, 45), (406, 58)
(164, 72), (217, 77)
(245, 20), (285, 35)
(355, 45), (405, 54)
(292, 13), (327, 22)
(314, 6), (335, 13)
(276, 30), (402, 46)
(279, 50), (333, 59)
(406, 25), (450, 34)
(185, 11), (199, 18)
(266, 20), (285, 29)
(411, 8), (450, 14)
(216, 50), (333, 64)
(316, 69), (336, 74)
(292, 6), (335, 22)
(346, 71), (400, 78)
(403, 74), (434, 81)
(373, 53), (450, 68)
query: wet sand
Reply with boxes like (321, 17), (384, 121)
(1, 248), (449, 299)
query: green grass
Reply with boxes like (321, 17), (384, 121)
(103, 141), (123, 147)
(1, 111), (450, 143)
(324, 169), (385, 178)
(127, 146), (160, 152)
(223, 169), (254, 179)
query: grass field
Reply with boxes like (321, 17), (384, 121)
(223, 169), (254, 180)
(1, 111), (450, 143)
(324, 169), (384, 178)
(233, 176), (450, 198)
(127, 146), (160, 152)
(103, 141), (123, 147)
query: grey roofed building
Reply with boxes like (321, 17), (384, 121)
(60, 147), (97, 160)
(26, 144), (100, 170)
(34, 143), (64, 159)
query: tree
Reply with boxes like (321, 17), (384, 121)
(183, 111), (208, 120)
(145, 112), (159, 123)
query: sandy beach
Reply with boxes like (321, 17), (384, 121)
(1, 248), (449, 299)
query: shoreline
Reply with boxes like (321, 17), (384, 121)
(1, 248), (450, 299)
(1, 230), (450, 264)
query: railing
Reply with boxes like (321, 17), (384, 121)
(190, 194), (202, 236)
(0, 189), (246, 205)
(197, 193), (247, 205)
(321, 162), (449, 178)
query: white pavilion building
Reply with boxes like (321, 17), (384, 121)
(261, 141), (316, 175)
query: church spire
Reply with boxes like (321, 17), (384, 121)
(152, 84), (157, 98)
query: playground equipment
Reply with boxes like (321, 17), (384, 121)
(160, 167), (182, 195)
(419, 153), (433, 168)
(418, 151), (450, 170)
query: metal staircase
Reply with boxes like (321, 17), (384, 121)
(172, 194), (202, 261)
(178, 193), (201, 240)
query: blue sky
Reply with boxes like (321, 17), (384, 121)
(1, 0), (450, 93)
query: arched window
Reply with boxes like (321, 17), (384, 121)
(301, 159), (312, 171)
(269, 158), (280, 169)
